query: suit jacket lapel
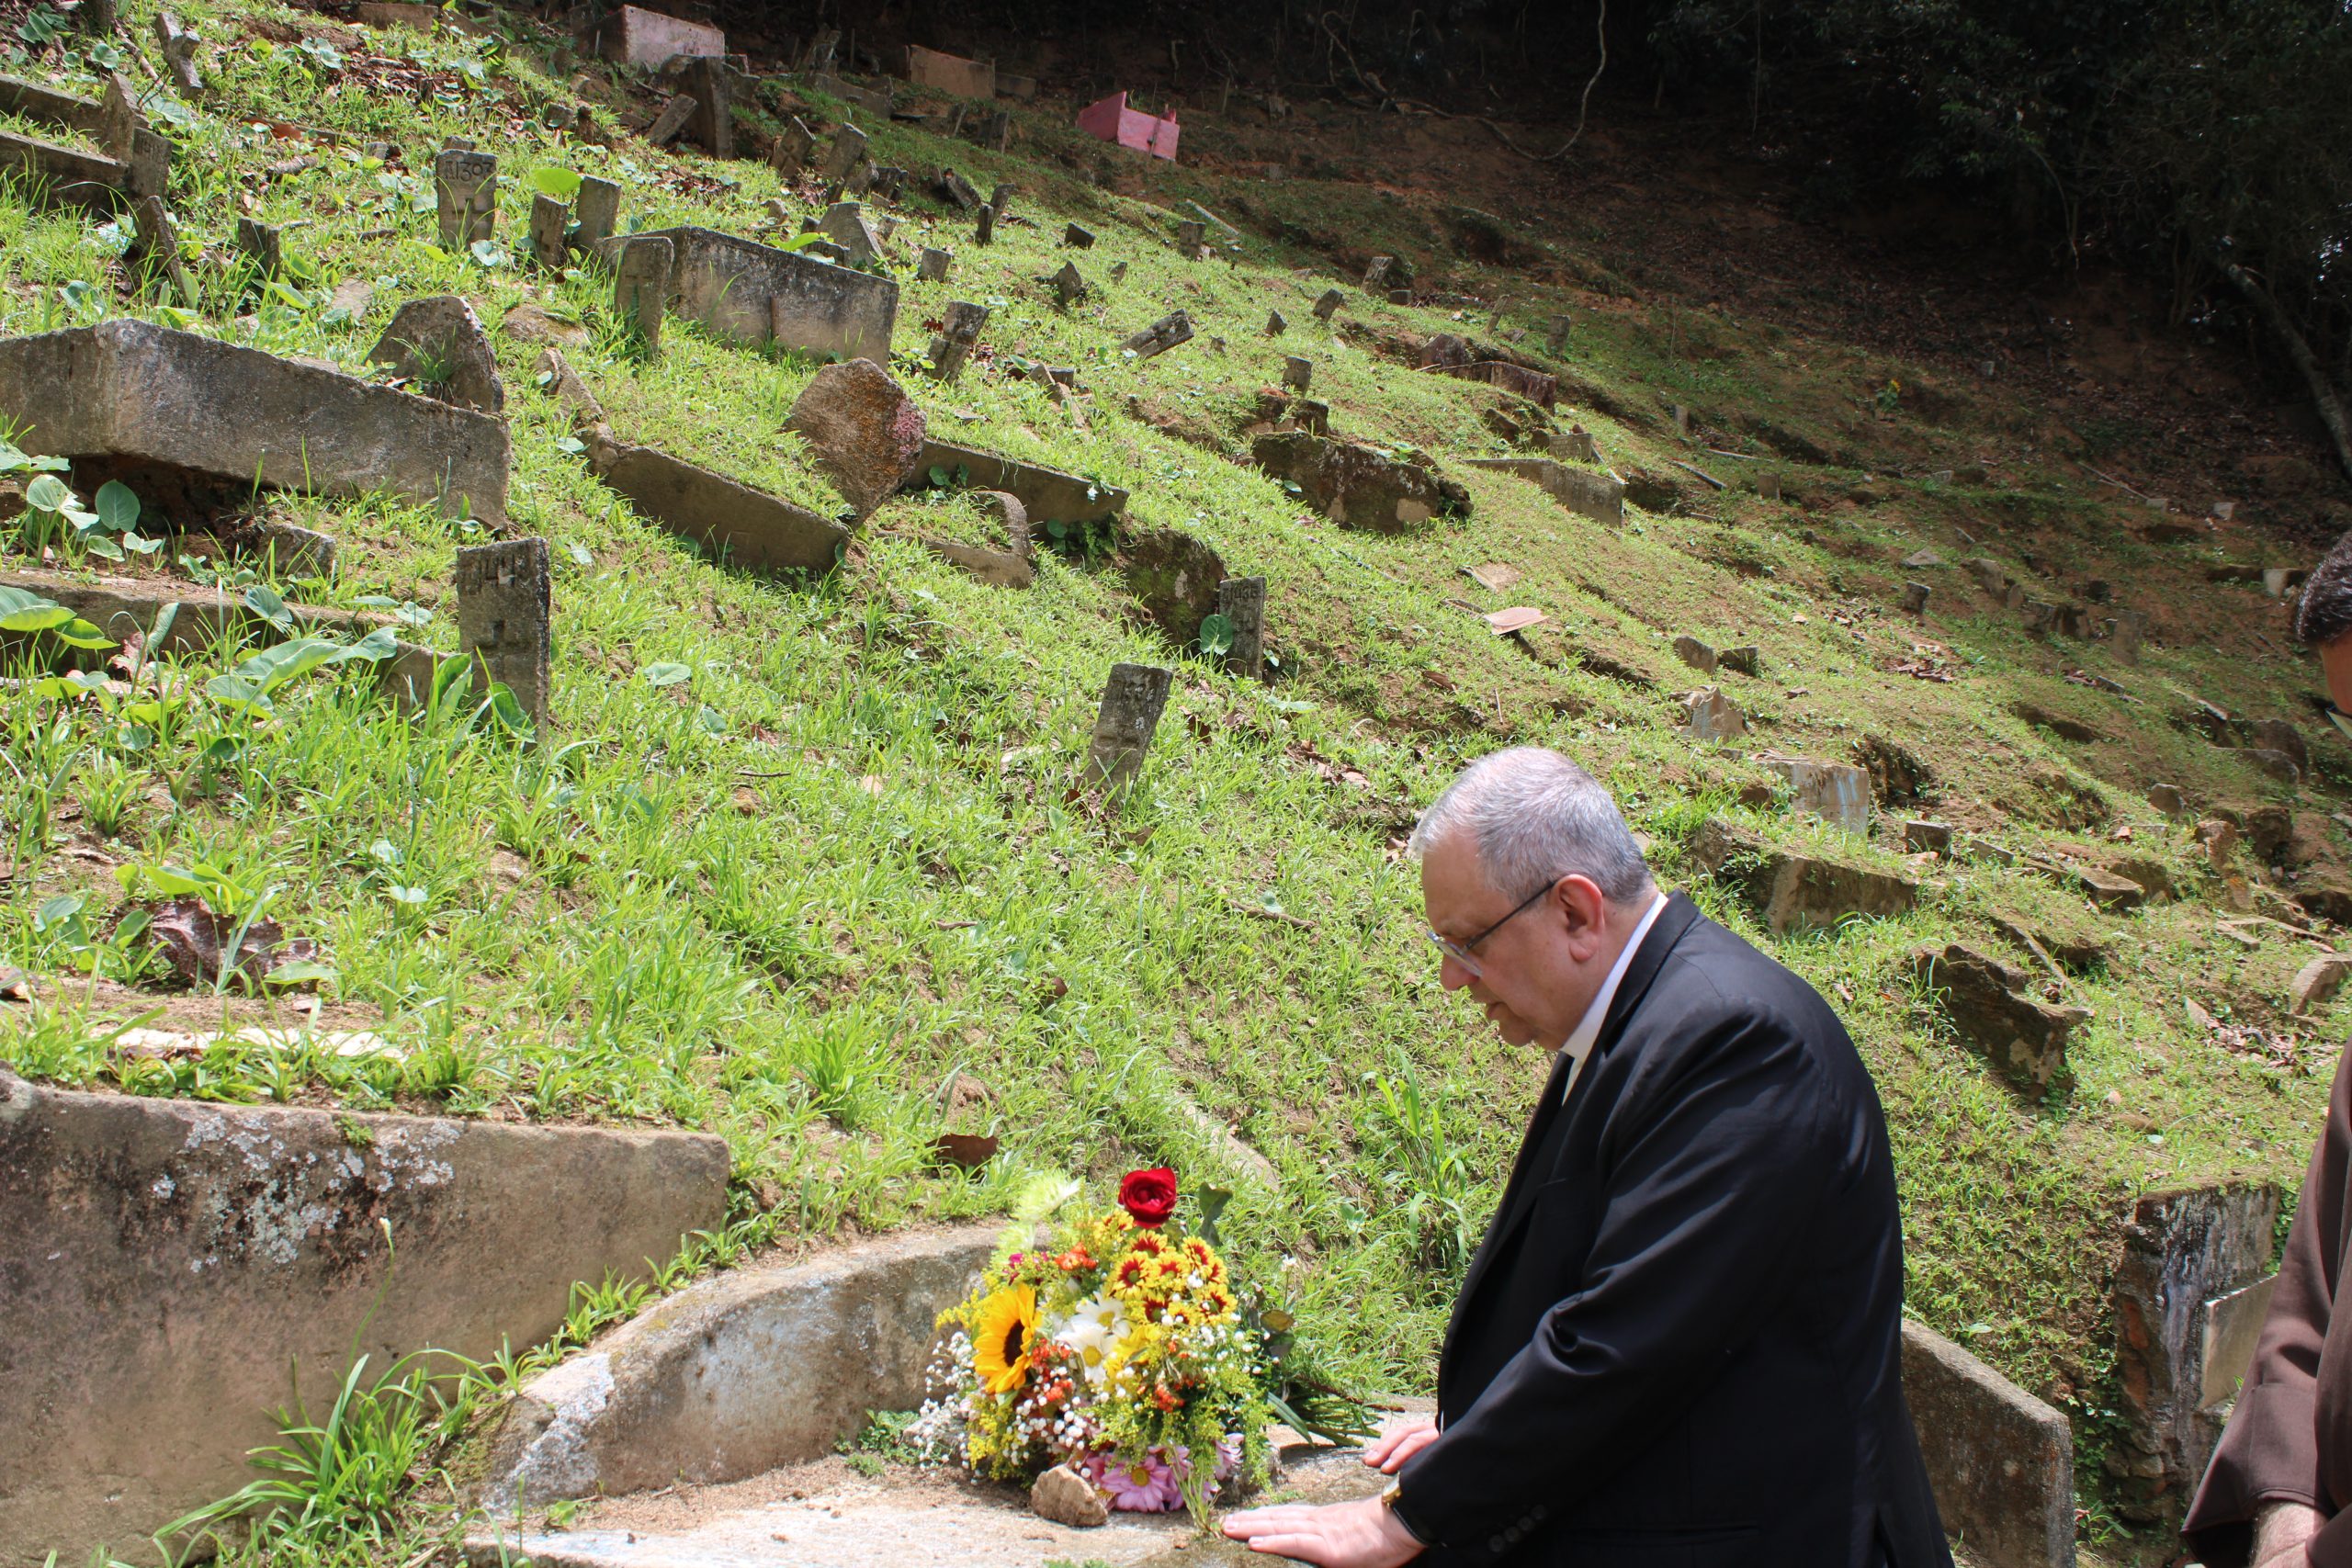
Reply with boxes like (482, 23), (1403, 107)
(1436, 893), (1703, 1407)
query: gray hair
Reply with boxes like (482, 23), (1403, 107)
(1408, 747), (1653, 905)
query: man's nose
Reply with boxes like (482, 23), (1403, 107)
(1440, 953), (1476, 991)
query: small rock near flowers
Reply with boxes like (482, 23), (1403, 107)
(1032, 1463), (1109, 1528)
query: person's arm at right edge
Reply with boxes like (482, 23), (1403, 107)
(2185, 1047), (2352, 1567)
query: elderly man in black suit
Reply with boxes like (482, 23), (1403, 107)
(1225, 746), (1951, 1568)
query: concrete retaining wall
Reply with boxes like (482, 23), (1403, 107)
(0, 1070), (729, 1563)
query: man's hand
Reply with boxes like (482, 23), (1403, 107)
(2253, 1500), (2324, 1568)
(1222, 1495), (1424, 1567)
(1362, 1416), (1440, 1475)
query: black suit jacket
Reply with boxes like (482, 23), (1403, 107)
(1392, 894), (1950, 1568)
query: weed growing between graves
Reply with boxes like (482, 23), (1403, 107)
(0, 0), (2344, 1551)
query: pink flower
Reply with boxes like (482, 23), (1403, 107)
(1088, 1448), (1184, 1512)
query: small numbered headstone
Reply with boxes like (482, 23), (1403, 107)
(1363, 254), (1394, 288)
(771, 116), (816, 175)
(456, 536), (552, 728)
(820, 200), (882, 265)
(683, 56), (731, 158)
(1291, 399), (1329, 436)
(130, 195), (197, 306)
(919, 247), (952, 281)
(1548, 312), (1572, 352)
(1087, 662), (1173, 793)
(1758, 470), (1781, 501)
(1176, 219), (1204, 254)
(989, 183), (1016, 215)
(1216, 576), (1267, 681)
(1312, 288), (1343, 321)
(1122, 311), (1194, 359)
(645, 93), (696, 148)
(528, 193), (569, 269)
(1266, 310), (1287, 336)
(978, 108), (1011, 152)
(614, 234), (673, 354)
(928, 299), (989, 380)
(434, 149), (497, 248)
(976, 204), (997, 245)
(1064, 222), (1096, 249)
(1110, 260), (1128, 283)
(154, 11), (201, 93)
(1053, 261), (1086, 309)
(821, 121), (867, 183)
(1901, 581), (1931, 615)
(1282, 355), (1312, 391)
(1387, 288), (1411, 304)
(574, 175), (620, 250)
(1673, 405), (1691, 437)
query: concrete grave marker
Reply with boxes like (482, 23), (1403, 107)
(368, 295), (503, 413)
(908, 437), (1128, 526)
(820, 200), (882, 265)
(589, 437), (847, 575)
(457, 536), (552, 727)
(598, 5), (725, 70)
(613, 233), (673, 352)
(1053, 260), (1086, 309)
(821, 122), (867, 184)
(681, 56), (732, 158)
(1087, 662), (1173, 792)
(975, 109), (1011, 151)
(1363, 255), (1394, 288)
(627, 226), (898, 362)
(1674, 635), (1717, 674)
(574, 175), (620, 250)
(1123, 310), (1194, 359)
(1459, 457), (1624, 526)
(1291, 398), (1329, 435)
(1758, 470), (1781, 500)
(644, 93), (696, 148)
(1672, 404), (1690, 437)
(784, 358), (927, 519)
(1177, 219), (1205, 254)
(1901, 581), (1930, 615)
(1250, 433), (1466, 534)
(434, 148), (497, 248)
(1282, 355), (1312, 391)
(536, 347), (605, 428)
(1910, 943), (2088, 1097)
(1690, 819), (1916, 935)
(1550, 426), (1599, 463)
(128, 194), (196, 306)
(905, 43), (995, 98)
(918, 246), (952, 281)
(771, 115), (815, 175)
(234, 216), (281, 276)
(933, 166), (981, 210)
(1111, 260), (1130, 283)
(1683, 687), (1746, 741)
(1216, 575), (1266, 680)
(1547, 312), (1572, 352)
(1719, 646), (1761, 677)
(527, 193), (569, 270)
(2105, 610), (2145, 665)
(975, 203), (997, 244)
(926, 300), (989, 381)
(1758, 754), (1871, 832)
(1267, 309), (1288, 336)
(154, 11), (201, 93)
(0, 72), (173, 211)
(1903, 820), (1953, 854)
(1065, 222), (1097, 248)
(1313, 288), (1344, 321)
(1900, 1320), (2075, 1568)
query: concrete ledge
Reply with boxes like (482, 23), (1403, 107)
(645, 225), (898, 363)
(0, 1071), (729, 1564)
(595, 443), (849, 575)
(474, 1224), (1001, 1514)
(0, 321), (509, 525)
(910, 437), (1130, 526)
(1901, 1319), (2075, 1568)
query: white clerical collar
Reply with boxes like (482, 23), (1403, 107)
(1559, 891), (1668, 1102)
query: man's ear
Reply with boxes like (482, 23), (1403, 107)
(1551, 874), (1611, 950)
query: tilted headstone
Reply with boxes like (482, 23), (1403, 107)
(989, 183), (1016, 216)
(1312, 288), (1343, 321)
(434, 149), (496, 248)
(918, 247), (951, 282)
(235, 217), (281, 276)
(928, 299), (989, 380)
(1110, 260), (1128, 283)
(614, 234), (673, 353)
(527, 193), (569, 270)
(2107, 609), (2145, 665)
(1901, 581), (1930, 615)
(1682, 687), (1746, 741)
(842, 157), (875, 197)
(1363, 255), (1393, 288)
(975, 203), (997, 245)
(820, 200), (881, 265)
(1087, 662), (1173, 793)
(154, 11), (201, 94)
(1122, 310), (1193, 359)
(574, 175), (619, 251)
(771, 115), (816, 175)
(368, 294), (503, 413)
(934, 167), (980, 210)
(681, 55), (731, 157)
(645, 93), (696, 148)
(782, 357), (926, 519)
(1547, 312), (1572, 352)
(1266, 309), (1287, 335)
(976, 108), (1010, 152)
(1282, 355), (1312, 391)
(1216, 576), (1265, 681)
(1053, 261), (1086, 309)
(130, 195), (196, 305)
(1290, 399), (1329, 436)
(456, 536), (551, 727)
(1064, 222), (1096, 249)
(1176, 219), (1204, 254)
(820, 121), (867, 184)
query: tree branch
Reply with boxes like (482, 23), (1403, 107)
(2223, 259), (2352, 480)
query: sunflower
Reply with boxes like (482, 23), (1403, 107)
(974, 1284), (1042, 1394)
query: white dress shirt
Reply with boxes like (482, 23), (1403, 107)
(1558, 891), (1668, 1102)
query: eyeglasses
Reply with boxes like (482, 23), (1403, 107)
(2325, 704), (2352, 744)
(1428, 876), (1560, 978)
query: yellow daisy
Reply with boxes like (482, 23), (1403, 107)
(974, 1284), (1041, 1394)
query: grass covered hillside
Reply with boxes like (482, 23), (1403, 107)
(2, 0), (2347, 1554)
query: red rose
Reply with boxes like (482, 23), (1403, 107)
(1118, 1167), (1178, 1228)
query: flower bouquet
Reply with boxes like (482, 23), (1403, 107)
(914, 1167), (1275, 1526)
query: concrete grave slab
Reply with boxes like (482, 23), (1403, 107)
(1682, 686), (1746, 741)
(597, 5), (725, 70)
(0, 1069), (728, 1566)
(0, 72), (170, 211)
(1909, 943), (2088, 1098)
(470, 1225), (999, 1514)
(1460, 455), (1624, 525)
(1756, 753), (1871, 833)
(2200, 1273), (2278, 1410)
(0, 320), (508, 525)
(589, 437), (847, 576)
(783, 358), (926, 520)
(908, 438), (1127, 526)
(1077, 90), (1180, 160)
(1251, 432), (1467, 534)
(818, 200), (882, 265)
(1689, 818), (1917, 936)
(1900, 1319), (2075, 1568)
(904, 43), (994, 97)
(636, 226), (897, 363)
